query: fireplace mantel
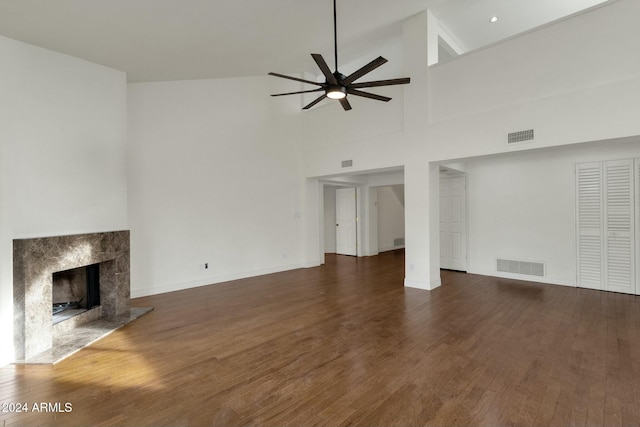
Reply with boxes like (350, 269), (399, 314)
(14, 231), (132, 361)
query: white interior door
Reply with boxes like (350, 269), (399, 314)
(576, 162), (604, 290)
(603, 159), (635, 294)
(440, 176), (467, 271)
(576, 159), (636, 294)
(336, 187), (357, 256)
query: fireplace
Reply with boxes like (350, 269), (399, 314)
(13, 231), (151, 363)
(52, 263), (101, 323)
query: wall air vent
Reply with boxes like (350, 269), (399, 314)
(507, 129), (534, 144)
(497, 259), (545, 277)
(341, 160), (353, 168)
(393, 237), (405, 246)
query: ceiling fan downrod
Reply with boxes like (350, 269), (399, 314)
(333, 0), (338, 72)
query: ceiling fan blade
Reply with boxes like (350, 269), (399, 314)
(349, 77), (410, 89)
(311, 54), (338, 85)
(271, 88), (324, 97)
(339, 97), (352, 111)
(268, 72), (324, 86)
(347, 88), (391, 102)
(341, 56), (388, 85)
(303, 94), (328, 110)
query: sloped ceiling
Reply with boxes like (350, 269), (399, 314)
(0, 0), (609, 82)
(0, 0), (432, 82)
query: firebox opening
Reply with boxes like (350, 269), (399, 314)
(52, 263), (100, 324)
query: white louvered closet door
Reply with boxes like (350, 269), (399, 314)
(576, 162), (604, 290)
(576, 160), (636, 294)
(603, 159), (635, 294)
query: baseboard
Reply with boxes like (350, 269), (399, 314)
(131, 262), (306, 298)
(378, 245), (405, 253)
(466, 269), (576, 287)
(304, 259), (322, 268)
(404, 278), (428, 290)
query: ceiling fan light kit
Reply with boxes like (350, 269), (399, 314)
(326, 85), (346, 100)
(269, 0), (410, 111)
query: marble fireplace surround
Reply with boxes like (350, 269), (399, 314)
(13, 231), (149, 363)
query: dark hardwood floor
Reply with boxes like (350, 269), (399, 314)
(2, 250), (640, 426)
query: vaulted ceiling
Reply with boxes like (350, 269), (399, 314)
(0, 0), (608, 82)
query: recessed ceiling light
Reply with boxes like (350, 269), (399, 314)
(490, 16), (499, 23)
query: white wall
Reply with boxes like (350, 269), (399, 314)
(0, 35), (128, 366)
(465, 138), (640, 286)
(127, 77), (305, 297)
(425, 0), (640, 163)
(376, 185), (405, 252)
(428, 1), (640, 125)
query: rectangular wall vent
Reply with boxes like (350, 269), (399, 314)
(497, 259), (545, 277)
(341, 159), (353, 168)
(393, 237), (405, 246)
(508, 129), (534, 144)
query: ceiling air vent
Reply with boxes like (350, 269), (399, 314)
(507, 129), (534, 144)
(341, 160), (353, 168)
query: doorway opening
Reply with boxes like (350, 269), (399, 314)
(320, 168), (405, 262)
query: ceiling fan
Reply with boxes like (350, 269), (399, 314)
(268, 0), (410, 111)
